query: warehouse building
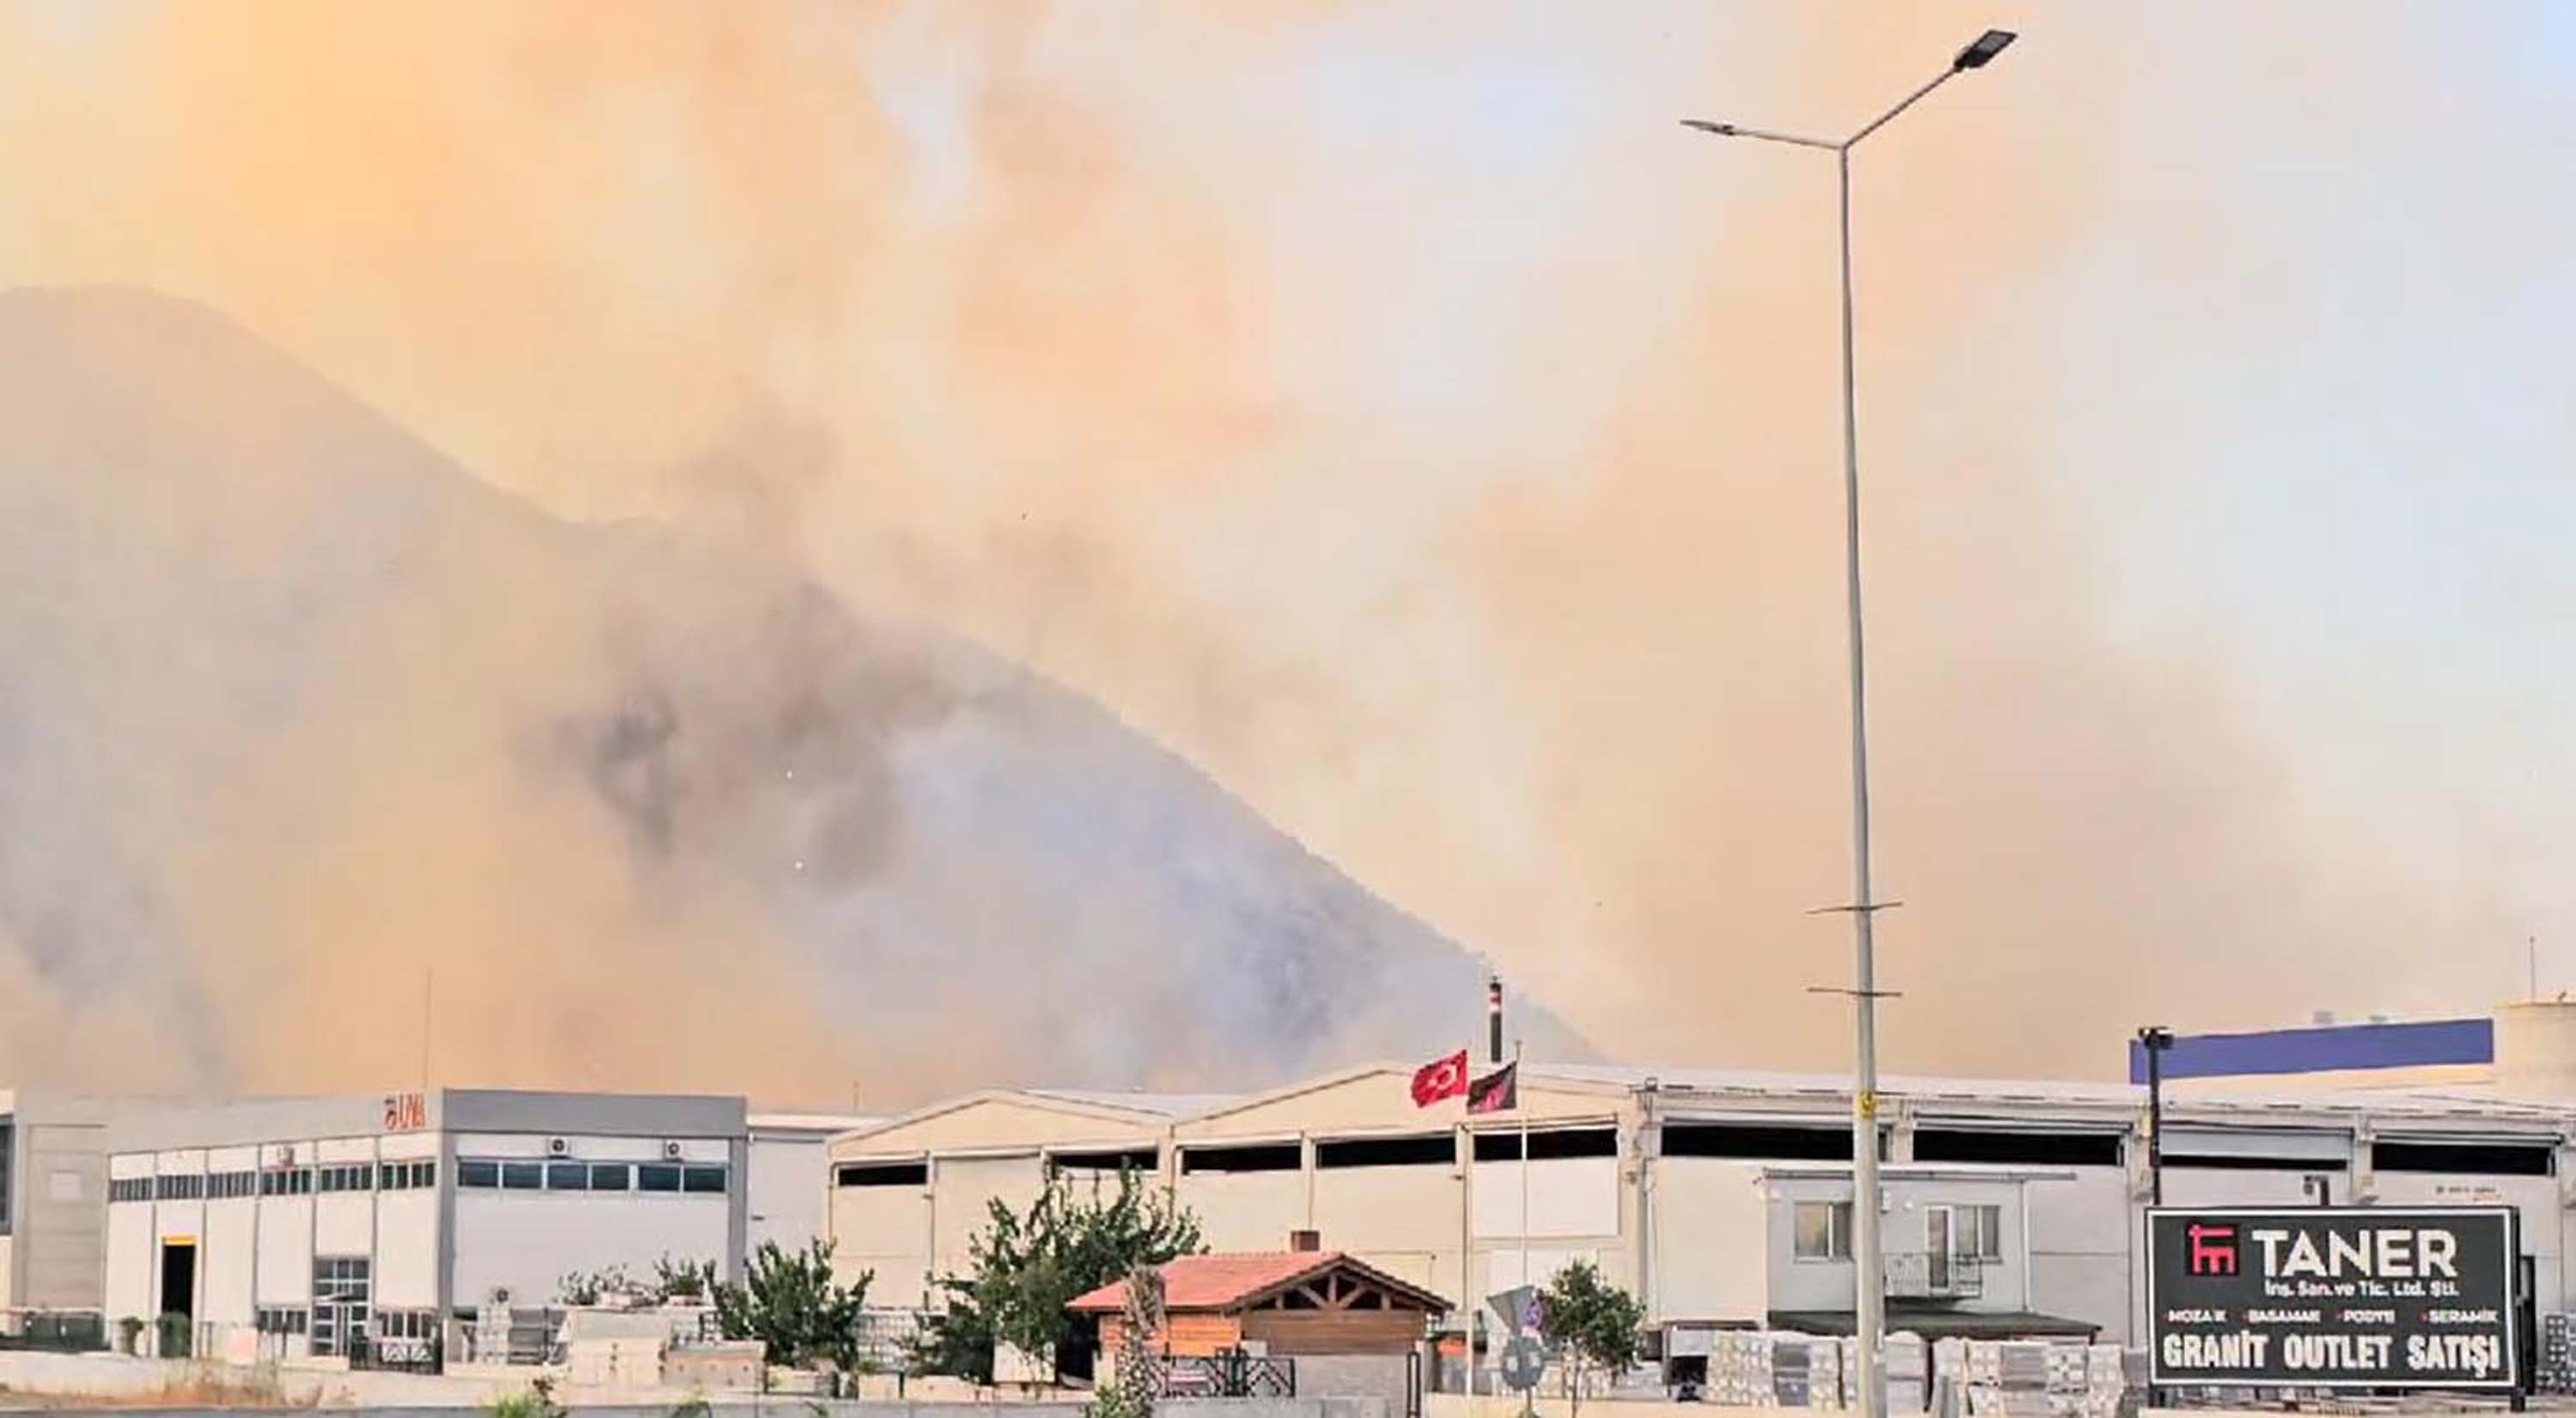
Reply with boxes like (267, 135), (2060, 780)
(104, 1089), (748, 1363)
(0, 1087), (115, 1320)
(826, 1022), (2576, 1366)
(746, 1111), (878, 1255)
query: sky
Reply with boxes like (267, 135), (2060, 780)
(3, 1), (2573, 1081)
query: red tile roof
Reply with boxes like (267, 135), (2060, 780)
(1068, 1251), (1449, 1315)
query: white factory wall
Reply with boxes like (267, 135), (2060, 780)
(16, 1119), (109, 1310)
(1315, 1160), (1461, 1299)
(104, 1197), (150, 1327)
(255, 1192), (314, 1306)
(0, 1238), (12, 1310)
(930, 1155), (1045, 1282)
(201, 1196), (256, 1329)
(377, 1187), (440, 1311)
(1177, 1168), (1307, 1253)
(829, 1180), (933, 1306)
(1469, 1155), (1619, 1239)
(2022, 1165), (2131, 1342)
(748, 1135), (828, 1252)
(1648, 1158), (1771, 1324)
(451, 1190), (730, 1308)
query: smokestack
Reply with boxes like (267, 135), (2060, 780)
(1487, 975), (1504, 1064)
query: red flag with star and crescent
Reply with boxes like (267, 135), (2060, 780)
(1411, 1049), (1470, 1107)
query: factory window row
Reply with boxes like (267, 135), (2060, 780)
(112, 1162), (436, 1202)
(454, 1159), (726, 1195)
(380, 1160), (437, 1190)
(255, 1308), (308, 1336)
(837, 1161), (930, 1189)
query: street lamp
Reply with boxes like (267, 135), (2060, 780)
(1682, 32), (2015, 1418)
(2136, 1025), (2176, 1205)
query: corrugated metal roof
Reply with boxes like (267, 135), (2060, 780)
(1021, 1089), (1241, 1119)
(1527, 1062), (2570, 1127)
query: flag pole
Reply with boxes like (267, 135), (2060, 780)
(1517, 1036), (1532, 1418)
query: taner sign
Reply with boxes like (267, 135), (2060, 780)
(2148, 1208), (2518, 1390)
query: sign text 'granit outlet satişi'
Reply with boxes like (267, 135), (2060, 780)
(2148, 1208), (2519, 1391)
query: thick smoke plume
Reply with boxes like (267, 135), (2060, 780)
(1, 3), (2568, 1094)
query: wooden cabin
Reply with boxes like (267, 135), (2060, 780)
(1071, 1245), (1451, 1360)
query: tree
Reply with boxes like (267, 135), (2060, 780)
(653, 1256), (719, 1304)
(1537, 1259), (1643, 1418)
(911, 1168), (1203, 1387)
(712, 1238), (875, 1375)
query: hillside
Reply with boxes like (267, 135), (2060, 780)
(0, 286), (1584, 1101)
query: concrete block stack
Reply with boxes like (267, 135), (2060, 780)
(2543, 1313), (2576, 1394)
(1771, 1333), (1815, 1407)
(1708, 1330), (1777, 1407)
(1886, 1332), (1930, 1414)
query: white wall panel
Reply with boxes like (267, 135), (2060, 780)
(931, 1156), (1044, 1280)
(375, 1190), (440, 1309)
(314, 1194), (374, 1257)
(106, 1204), (152, 1324)
(255, 1198), (314, 1305)
(1471, 1157), (1618, 1238)
(1649, 1159), (1771, 1324)
(202, 1201), (256, 1324)
(452, 1193), (728, 1309)
(1177, 1170), (1307, 1252)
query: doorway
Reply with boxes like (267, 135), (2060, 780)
(158, 1240), (197, 1356)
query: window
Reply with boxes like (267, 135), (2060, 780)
(208, 1170), (258, 1200)
(458, 1160), (500, 1189)
(318, 1164), (374, 1193)
(1474, 1128), (1619, 1163)
(638, 1163), (682, 1193)
(1665, 1124), (1856, 1161)
(1793, 1201), (1853, 1261)
(314, 1255), (373, 1300)
(375, 1310), (437, 1341)
(0, 1122), (11, 1234)
(1179, 1143), (1302, 1174)
(263, 1166), (314, 1196)
(588, 1164), (632, 1192)
(155, 1173), (204, 1201)
(256, 1308), (309, 1336)
(836, 1161), (929, 1189)
(501, 1161), (544, 1191)
(377, 1160), (436, 1191)
(682, 1165), (728, 1195)
(110, 1177), (153, 1203)
(1049, 1149), (1157, 1175)
(1319, 1135), (1453, 1168)
(1913, 1129), (2123, 1167)
(545, 1162), (589, 1191)
(1951, 1204), (2004, 1259)
(2372, 1141), (2554, 1177)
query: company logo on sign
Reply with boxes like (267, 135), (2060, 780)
(2186, 1222), (2239, 1276)
(382, 1092), (427, 1133)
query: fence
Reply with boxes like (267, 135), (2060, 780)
(1157, 1353), (1297, 1399)
(0, 1309), (106, 1353)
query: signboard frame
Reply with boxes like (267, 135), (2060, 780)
(2145, 1204), (2522, 1392)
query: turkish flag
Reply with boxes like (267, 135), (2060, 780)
(1411, 1050), (1470, 1107)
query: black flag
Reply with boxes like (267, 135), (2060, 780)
(1467, 1062), (1518, 1114)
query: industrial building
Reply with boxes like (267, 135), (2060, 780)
(0, 1088), (113, 1319)
(745, 1111), (878, 1255)
(102, 1089), (750, 1362)
(826, 1002), (2576, 1371)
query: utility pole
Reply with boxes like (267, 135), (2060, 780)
(1683, 32), (2018, 1418)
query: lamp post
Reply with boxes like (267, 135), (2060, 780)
(1682, 31), (2016, 1418)
(2136, 1026), (2174, 1205)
